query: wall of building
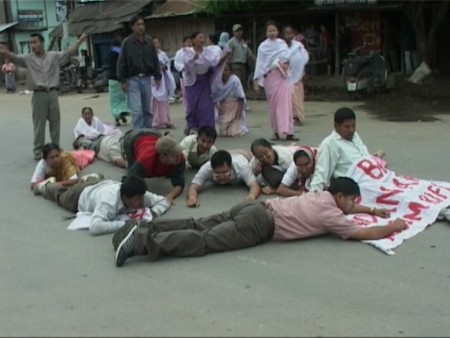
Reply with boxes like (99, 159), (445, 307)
(8, 0), (77, 53)
(145, 15), (215, 57)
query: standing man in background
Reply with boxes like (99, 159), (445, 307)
(227, 24), (255, 93)
(0, 33), (88, 160)
(117, 15), (161, 129)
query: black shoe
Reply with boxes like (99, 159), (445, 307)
(112, 220), (143, 250)
(115, 224), (138, 267)
(115, 119), (121, 127)
(120, 113), (128, 123)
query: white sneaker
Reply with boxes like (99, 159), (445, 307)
(33, 177), (56, 195)
(80, 173), (104, 183)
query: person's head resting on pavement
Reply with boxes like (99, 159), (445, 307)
(42, 143), (62, 168)
(250, 138), (275, 167)
(120, 176), (147, 210)
(197, 126), (217, 154)
(210, 150), (233, 185)
(334, 107), (356, 141)
(327, 177), (361, 215)
(156, 135), (183, 166)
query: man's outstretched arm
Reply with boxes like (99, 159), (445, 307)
(349, 218), (408, 241)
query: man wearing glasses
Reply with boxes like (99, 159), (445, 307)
(186, 150), (261, 207)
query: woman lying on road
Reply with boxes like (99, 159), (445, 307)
(249, 138), (296, 195)
(277, 146), (318, 197)
(30, 143), (101, 195)
(30, 143), (81, 192)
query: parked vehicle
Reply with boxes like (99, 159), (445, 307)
(59, 57), (84, 94)
(88, 66), (109, 93)
(342, 44), (387, 97)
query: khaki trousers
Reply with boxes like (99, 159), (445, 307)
(32, 90), (60, 157)
(43, 180), (101, 213)
(134, 201), (275, 260)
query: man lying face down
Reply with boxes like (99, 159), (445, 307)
(113, 177), (407, 267)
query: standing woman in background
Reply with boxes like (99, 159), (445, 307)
(253, 21), (298, 141)
(151, 37), (176, 129)
(283, 25), (309, 126)
(2, 57), (16, 93)
(182, 31), (221, 135)
(174, 36), (193, 114)
(108, 37), (130, 126)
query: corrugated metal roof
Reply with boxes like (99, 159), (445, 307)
(146, 0), (202, 18)
(49, 0), (153, 38)
(0, 22), (18, 33)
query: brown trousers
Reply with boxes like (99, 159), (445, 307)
(42, 180), (101, 213)
(134, 201), (274, 260)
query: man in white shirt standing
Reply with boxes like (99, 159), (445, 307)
(310, 107), (381, 192)
(186, 150), (261, 207)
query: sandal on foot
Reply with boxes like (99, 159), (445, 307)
(286, 135), (299, 141)
(270, 133), (280, 141)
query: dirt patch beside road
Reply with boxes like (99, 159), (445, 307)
(304, 73), (450, 121)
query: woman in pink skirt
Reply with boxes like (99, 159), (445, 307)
(151, 37), (176, 129)
(253, 21), (298, 141)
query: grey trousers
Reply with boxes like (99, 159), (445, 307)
(32, 90), (60, 157)
(134, 201), (275, 260)
(231, 63), (247, 91)
(42, 180), (101, 213)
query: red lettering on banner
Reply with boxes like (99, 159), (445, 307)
(353, 214), (379, 226)
(419, 193), (443, 205)
(357, 159), (387, 180)
(398, 175), (420, 182)
(428, 184), (448, 200)
(403, 202), (429, 221)
(393, 177), (419, 189)
(385, 222), (410, 242)
(376, 186), (402, 206)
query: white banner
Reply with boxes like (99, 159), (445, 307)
(346, 156), (450, 255)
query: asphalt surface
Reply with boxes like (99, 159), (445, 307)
(1, 91), (450, 337)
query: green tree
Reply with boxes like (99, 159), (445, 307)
(199, 0), (304, 16)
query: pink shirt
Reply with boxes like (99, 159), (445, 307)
(267, 191), (361, 241)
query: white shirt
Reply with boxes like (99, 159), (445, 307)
(179, 134), (217, 169)
(174, 47), (185, 72)
(191, 154), (256, 186)
(281, 162), (313, 192)
(288, 40), (309, 85)
(207, 45), (223, 59)
(309, 130), (370, 191)
(78, 180), (171, 235)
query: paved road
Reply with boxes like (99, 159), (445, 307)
(1, 92), (450, 336)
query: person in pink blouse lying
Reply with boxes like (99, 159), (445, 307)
(112, 177), (407, 267)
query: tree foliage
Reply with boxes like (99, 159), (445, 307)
(199, 0), (308, 16)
